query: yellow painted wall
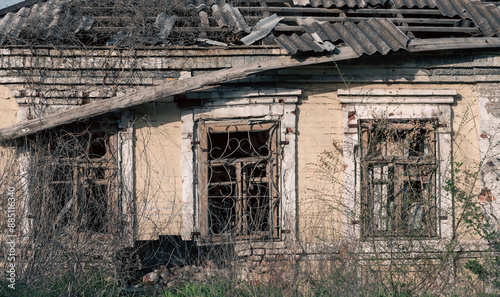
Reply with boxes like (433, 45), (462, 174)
(295, 82), (481, 243)
(134, 82), (482, 244)
(0, 86), (17, 129)
(0, 86), (19, 238)
(134, 100), (183, 240)
(295, 83), (345, 243)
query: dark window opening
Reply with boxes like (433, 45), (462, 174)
(32, 123), (118, 236)
(200, 122), (280, 242)
(360, 119), (437, 238)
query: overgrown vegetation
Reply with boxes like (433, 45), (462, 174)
(0, 1), (499, 296)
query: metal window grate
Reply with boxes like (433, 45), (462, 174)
(359, 119), (438, 238)
(197, 121), (281, 243)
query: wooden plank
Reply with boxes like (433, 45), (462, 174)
(239, 6), (444, 15)
(91, 27), (231, 33)
(398, 26), (480, 33)
(277, 16), (460, 25)
(408, 37), (500, 52)
(274, 25), (481, 34)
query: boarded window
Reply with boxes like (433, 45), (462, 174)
(359, 119), (438, 237)
(198, 122), (280, 242)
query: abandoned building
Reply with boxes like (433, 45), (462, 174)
(0, 0), (500, 290)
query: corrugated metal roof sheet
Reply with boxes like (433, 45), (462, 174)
(0, 0), (98, 44)
(434, 0), (500, 36)
(2, 0), (500, 49)
(390, 0), (437, 8)
(291, 0), (387, 8)
(276, 33), (328, 53)
(187, 0), (227, 12)
(0, 0), (67, 41)
(279, 17), (408, 55)
(212, 3), (251, 33)
(155, 13), (178, 42)
(242, 14), (283, 45)
(75, 16), (94, 34)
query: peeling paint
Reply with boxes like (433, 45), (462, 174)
(479, 187), (495, 202)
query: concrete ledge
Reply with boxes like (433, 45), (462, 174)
(338, 89), (457, 104)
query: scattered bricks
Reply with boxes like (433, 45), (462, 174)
(142, 272), (159, 285)
(154, 265), (168, 275)
(154, 265), (170, 279)
(479, 187), (495, 202)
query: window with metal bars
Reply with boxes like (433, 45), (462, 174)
(359, 119), (438, 238)
(197, 121), (280, 242)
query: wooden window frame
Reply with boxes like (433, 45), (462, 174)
(197, 121), (281, 243)
(45, 123), (120, 235)
(359, 119), (438, 238)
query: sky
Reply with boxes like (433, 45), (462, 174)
(0, 0), (23, 10)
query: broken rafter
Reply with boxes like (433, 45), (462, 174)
(2, 37), (500, 141)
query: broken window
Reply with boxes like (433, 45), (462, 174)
(31, 123), (119, 235)
(359, 119), (438, 237)
(197, 122), (280, 242)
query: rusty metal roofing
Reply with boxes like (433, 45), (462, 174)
(277, 17), (409, 55)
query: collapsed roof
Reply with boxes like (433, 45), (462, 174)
(1, 0), (500, 57)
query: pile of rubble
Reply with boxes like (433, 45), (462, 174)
(141, 263), (233, 288)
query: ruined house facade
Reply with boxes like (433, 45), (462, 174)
(0, 0), (500, 283)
